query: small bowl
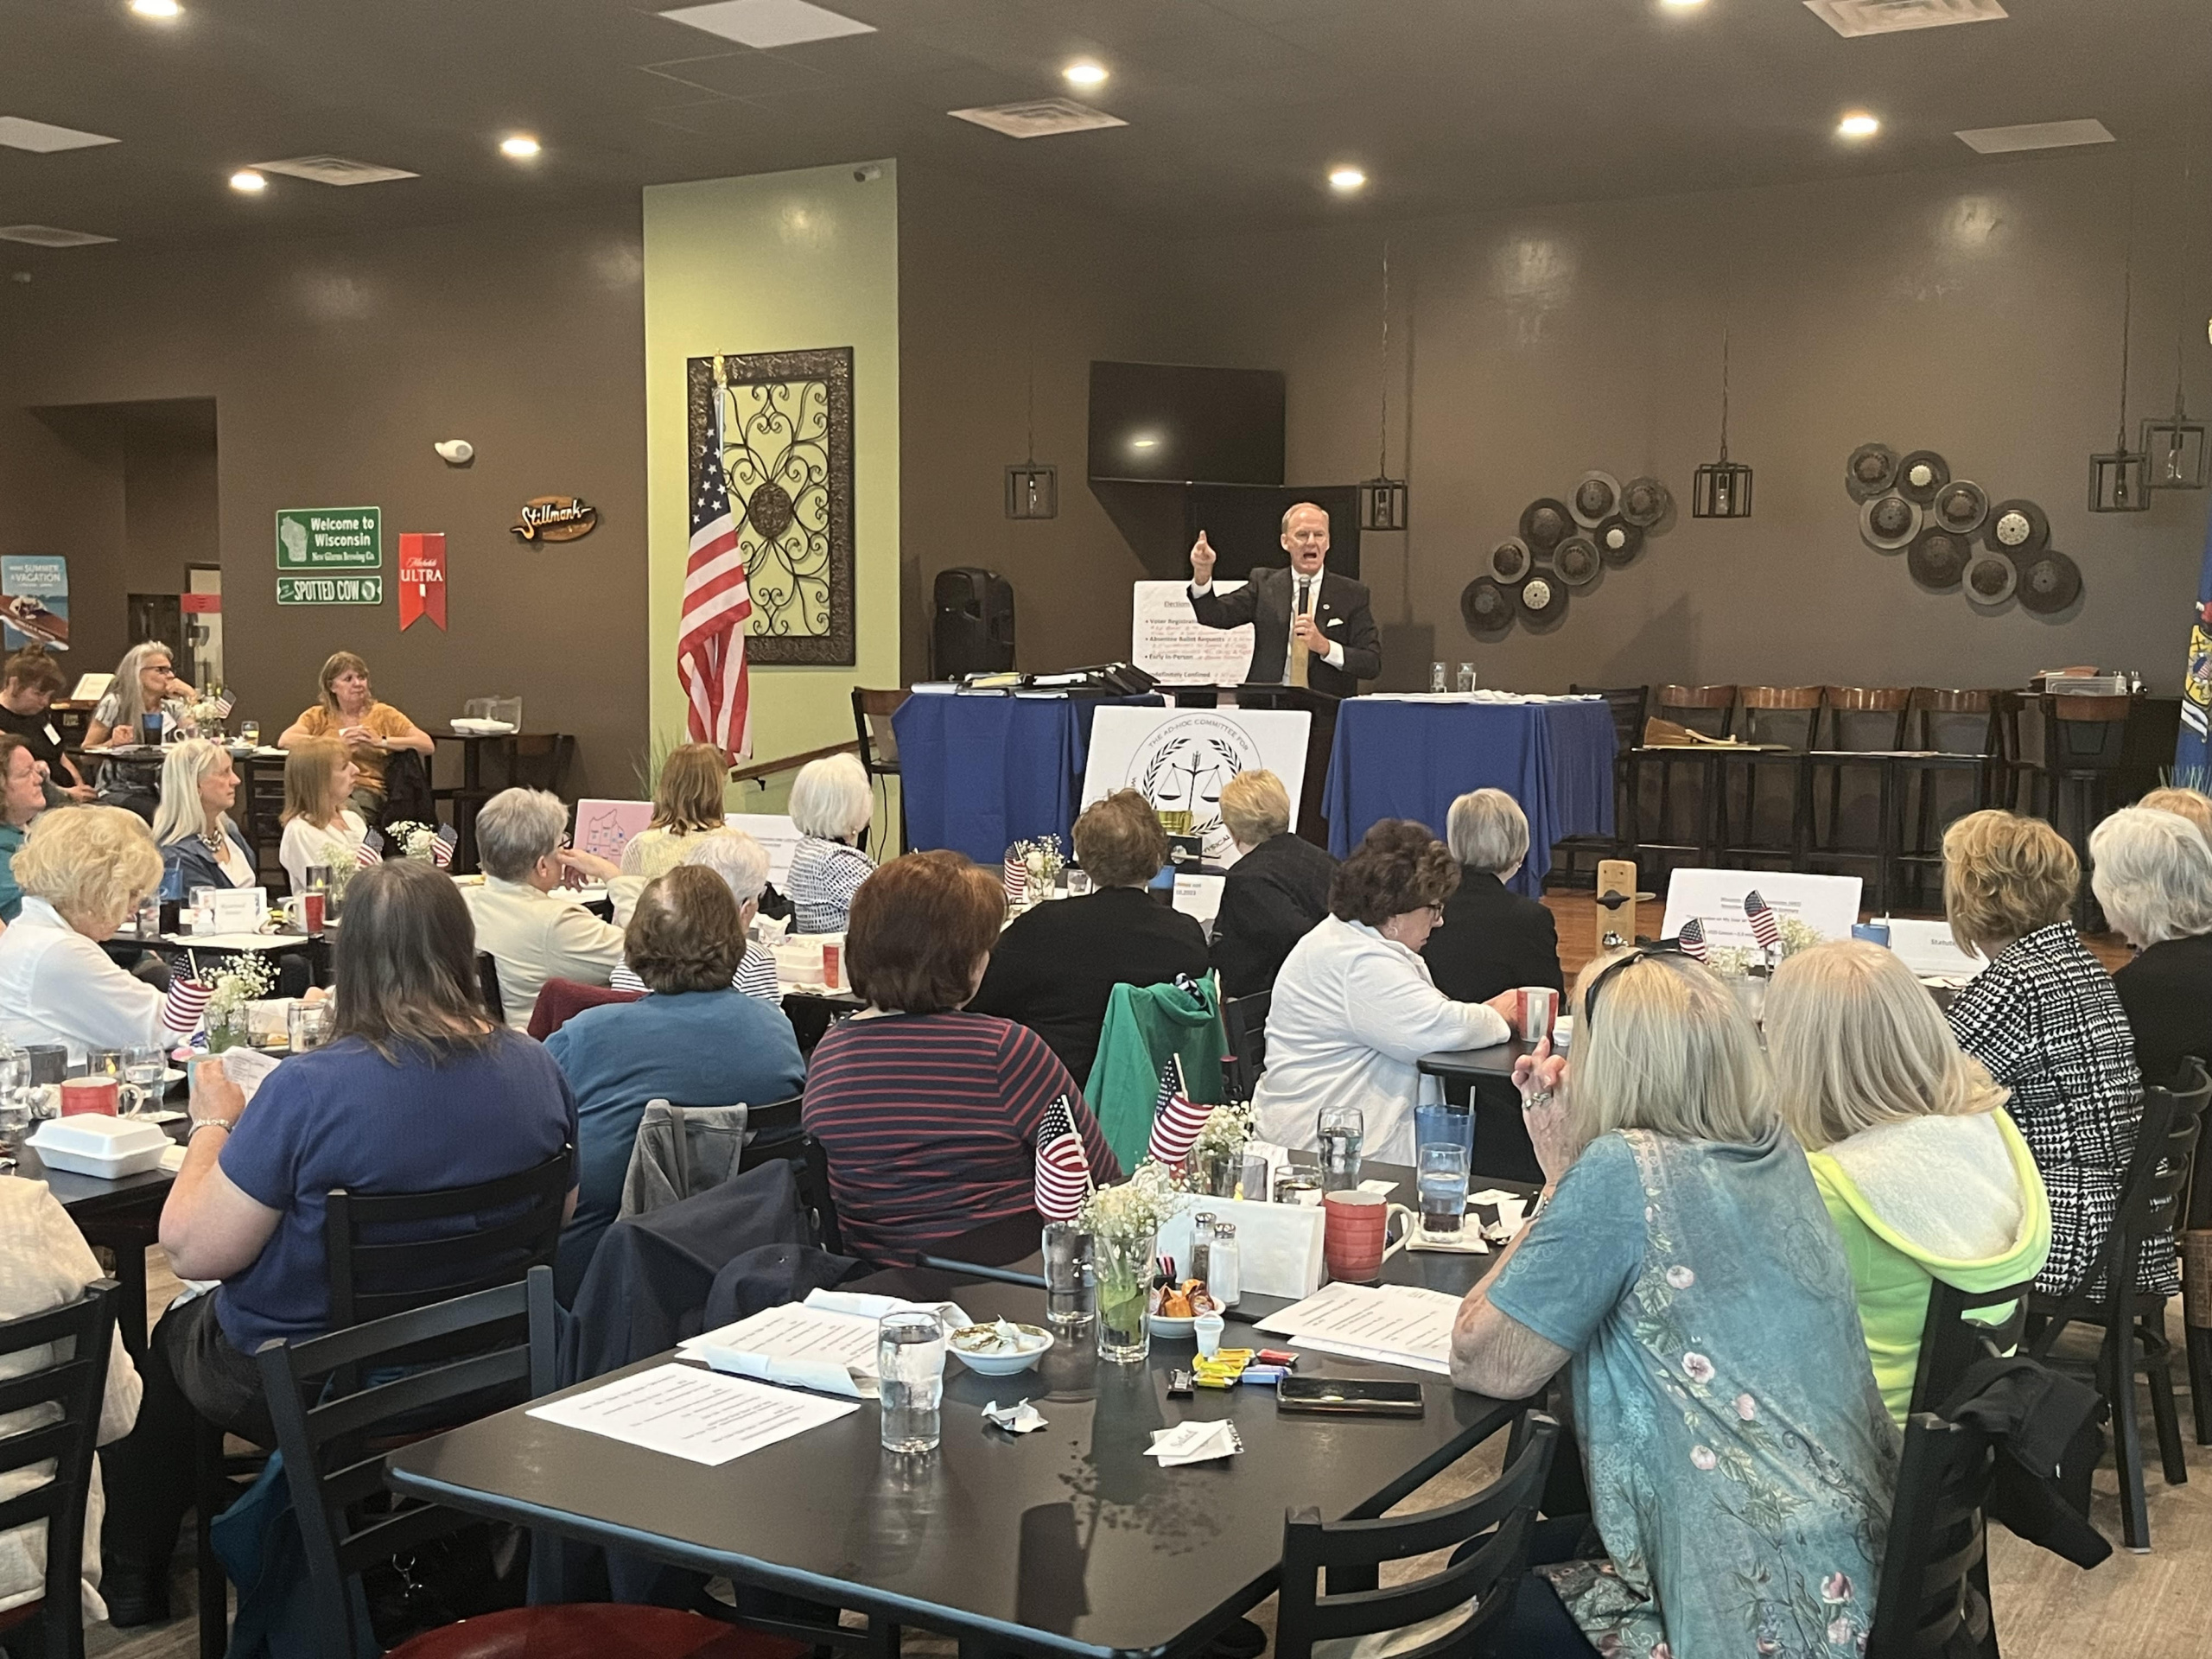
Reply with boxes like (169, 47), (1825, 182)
(949, 1322), (1053, 1376)
(1148, 1311), (1197, 1339)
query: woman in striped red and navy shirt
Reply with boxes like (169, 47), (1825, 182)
(803, 850), (1120, 1264)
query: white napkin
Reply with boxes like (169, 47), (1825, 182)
(803, 1289), (975, 1330)
(1470, 1190), (1530, 1244)
(697, 1348), (868, 1400)
(1147, 1420), (1243, 1465)
(982, 1399), (1048, 1433)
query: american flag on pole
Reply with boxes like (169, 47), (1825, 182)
(430, 823), (459, 869)
(679, 378), (755, 762)
(1033, 1095), (1093, 1222)
(1744, 889), (1781, 951)
(355, 828), (385, 869)
(1146, 1054), (1213, 1169)
(1676, 917), (1707, 961)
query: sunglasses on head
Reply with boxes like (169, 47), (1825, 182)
(1580, 938), (1691, 1031)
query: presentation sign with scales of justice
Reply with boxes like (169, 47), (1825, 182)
(1082, 707), (1312, 864)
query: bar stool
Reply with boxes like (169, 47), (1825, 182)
(1892, 689), (2002, 911)
(2042, 692), (2135, 926)
(1628, 684), (1735, 881)
(1989, 689), (2044, 816)
(1805, 687), (1910, 911)
(1552, 683), (1649, 887)
(1713, 686), (1822, 873)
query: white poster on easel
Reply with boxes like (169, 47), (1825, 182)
(1662, 868), (1863, 950)
(1083, 705), (1311, 864)
(1133, 580), (1254, 686)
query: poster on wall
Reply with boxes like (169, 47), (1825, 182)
(398, 532), (448, 631)
(276, 506), (382, 569)
(685, 349), (855, 666)
(1132, 579), (1253, 684)
(0, 556), (69, 651)
(1082, 705), (1312, 864)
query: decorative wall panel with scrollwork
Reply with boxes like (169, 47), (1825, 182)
(686, 348), (855, 665)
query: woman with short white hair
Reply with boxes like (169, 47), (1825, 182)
(1422, 786), (1563, 1005)
(1768, 940), (2049, 1424)
(1450, 946), (1896, 1659)
(609, 829), (783, 1001)
(151, 738), (257, 899)
(461, 786), (625, 1031)
(785, 752), (875, 933)
(2093, 804), (2212, 1089)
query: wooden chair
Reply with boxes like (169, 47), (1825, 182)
(1628, 684), (1735, 879)
(240, 759), (292, 890)
(2040, 694), (2135, 926)
(2028, 1059), (2211, 1551)
(1866, 1414), (1999, 1659)
(1274, 1414), (1559, 1659)
(737, 1130), (844, 1255)
(474, 952), (505, 1025)
(1713, 686), (1823, 873)
(1805, 686), (1910, 910)
(1892, 690), (2003, 912)
(0, 1282), (118, 1659)
(1987, 690), (2040, 815)
(851, 689), (910, 857)
(1222, 990), (1269, 1103)
(1553, 684), (1649, 887)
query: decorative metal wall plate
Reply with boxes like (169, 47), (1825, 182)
(1982, 499), (2049, 558)
(1860, 493), (1922, 550)
(1931, 480), (1989, 535)
(1555, 538), (1601, 588)
(1518, 498), (1574, 554)
(1964, 552), (2018, 606)
(1487, 537), (1532, 584)
(2017, 550), (2082, 614)
(686, 347), (855, 665)
(1906, 528), (1970, 589)
(1593, 518), (1642, 564)
(1847, 443), (1899, 502)
(1518, 575), (1567, 621)
(1896, 450), (1951, 505)
(1619, 476), (1670, 526)
(1462, 577), (1512, 632)
(1570, 471), (1620, 528)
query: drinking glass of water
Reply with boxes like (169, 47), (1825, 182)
(0, 1050), (29, 1152)
(878, 1311), (947, 1453)
(238, 721), (261, 747)
(1317, 1103), (1364, 1191)
(1041, 1223), (1095, 1330)
(1418, 1143), (1471, 1243)
(120, 1045), (167, 1117)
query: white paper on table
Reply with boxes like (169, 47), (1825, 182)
(1660, 868), (1862, 951)
(1254, 1281), (1463, 1376)
(1157, 1193), (1325, 1300)
(1173, 873), (1227, 929)
(683, 1302), (886, 1399)
(209, 888), (267, 935)
(527, 1363), (856, 1465)
(1878, 917), (1988, 980)
(1147, 1420), (1243, 1465)
(798, 1288), (974, 1330)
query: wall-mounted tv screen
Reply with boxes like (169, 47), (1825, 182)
(1088, 361), (1286, 486)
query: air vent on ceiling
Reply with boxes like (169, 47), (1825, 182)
(0, 225), (117, 247)
(1804, 0), (2006, 37)
(253, 156), (418, 186)
(0, 117), (118, 153)
(949, 99), (1128, 139)
(1956, 118), (2113, 155)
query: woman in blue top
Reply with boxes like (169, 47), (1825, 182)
(1451, 945), (1898, 1659)
(99, 859), (578, 1625)
(547, 865), (804, 1299)
(151, 737), (257, 899)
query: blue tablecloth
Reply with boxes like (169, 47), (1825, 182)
(1320, 698), (1618, 893)
(894, 692), (1165, 867)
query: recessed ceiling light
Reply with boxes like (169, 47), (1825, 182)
(657, 0), (874, 49)
(229, 169), (266, 193)
(499, 135), (541, 159)
(0, 117), (120, 154)
(1063, 61), (1108, 87)
(1329, 166), (1367, 192)
(1660, 0), (1707, 9)
(1837, 111), (1880, 140)
(129, 0), (181, 16)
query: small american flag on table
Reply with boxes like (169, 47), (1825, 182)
(1676, 917), (1707, 961)
(355, 829), (385, 868)
(1033, 1095), (1093, 1222)
(431, 823), (459, 868)
(1146, 1055), (1212, 1169)
(1744, 889), (1781, 951)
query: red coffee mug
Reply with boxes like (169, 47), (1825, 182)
(60, 1077), (118, 1117)
(1323, 1190), (1414, 1283)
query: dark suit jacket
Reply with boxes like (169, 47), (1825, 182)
(1210, 832), (1337, 998)
(2113, 932), (2212, 1090)
(1189, 566), (1382, 696)
(1421, 868), (1564, 1006)
(969, 886), (1211, 1088)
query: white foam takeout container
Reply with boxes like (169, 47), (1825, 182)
(27, 1116), (173, 1179)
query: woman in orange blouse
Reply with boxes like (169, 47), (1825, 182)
(276, 651), (433, 822)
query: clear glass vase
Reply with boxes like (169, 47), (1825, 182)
(1095, 1227), (1156, 1364)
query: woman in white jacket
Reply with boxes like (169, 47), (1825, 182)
(1255, 819), (1516, 1163)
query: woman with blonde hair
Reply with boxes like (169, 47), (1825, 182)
(1942, 809), (2158, 1299)
(151, 738), (256, 899)
(276, 650), (431, 821)
(608, 742), (729, 925)
(2134, 785), (2212, 842)
(277, 736), (364, 894)
(1768, 940), (2049, 1423)
(1449, 945), (1895, 1659)
(1208, 768), (1335, 996)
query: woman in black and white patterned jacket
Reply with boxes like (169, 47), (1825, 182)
(1941, 808), (2169, 1298)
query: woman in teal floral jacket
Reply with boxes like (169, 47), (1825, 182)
(1451, 945), (1900, 1659)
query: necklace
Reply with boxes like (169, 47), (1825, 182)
(199, 825), (226, 855)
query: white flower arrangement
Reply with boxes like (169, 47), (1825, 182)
(1190, 1100), (1255, 1160)
(205, 953), (275, 1025)
(1009, 834), (1065, 887)
(382, 821), (438, 860)
(1076, 1159), (1182, 1243)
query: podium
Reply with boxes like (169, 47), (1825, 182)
(1165, 683), (1341, 846)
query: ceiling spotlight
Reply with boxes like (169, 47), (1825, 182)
(130, 0), (182, 16)
(229, 169), (265, 193)
(499, 134), (542, 159)
(1837, 111), (1881, 140)
(1660, 0), (1707, 8)
(1062, 60), (1108, 87)
(1329, 166), (1367, 193)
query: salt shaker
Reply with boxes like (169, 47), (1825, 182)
(1209, 1221), (1242, 1307)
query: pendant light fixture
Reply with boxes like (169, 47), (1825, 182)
(1357, 239), (1408, 531)
(1692, 327), (1752, 518)
(1004, 312), (1056, 518)
(2089, 213), (2152, 512)
(2144, 161), (2208, 490)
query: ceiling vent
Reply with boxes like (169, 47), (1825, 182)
(0, 117), (118, 153)
(0, 224), (117, 247)
(949, 99), (1128, 139)
(1956, 118), (2113, 155)
(1804, 0), (2006, 37)
(253, 156), (418, 186)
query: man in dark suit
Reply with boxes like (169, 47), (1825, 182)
(1186, 502), (1382, 696)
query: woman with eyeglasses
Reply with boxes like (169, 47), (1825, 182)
(1252, 819), (1515, 1164)
(1448, 945), (1897, 1659)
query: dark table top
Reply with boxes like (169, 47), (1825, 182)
(11, 1106), (188, 1218)
(1418, 1040), (1535, 1082)
(384, 1270), (1522, 1659)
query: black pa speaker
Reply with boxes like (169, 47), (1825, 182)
(932, 567), (1015, 677)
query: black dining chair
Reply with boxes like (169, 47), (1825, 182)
(1274, 1412), (1559, 1659)
(737, 1130), (843, 1256)
(0, 1281), (118, 1659)
(1222, 990), (1269, 1102)
(1866, 1414), (2000, 1659)
(1908, 1275), (2037, 1419)
(474, 952), (505, 1026)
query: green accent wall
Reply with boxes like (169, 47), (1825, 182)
(644, 162), (900, 766)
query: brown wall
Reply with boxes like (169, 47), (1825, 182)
(0, 205), (648, 796)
